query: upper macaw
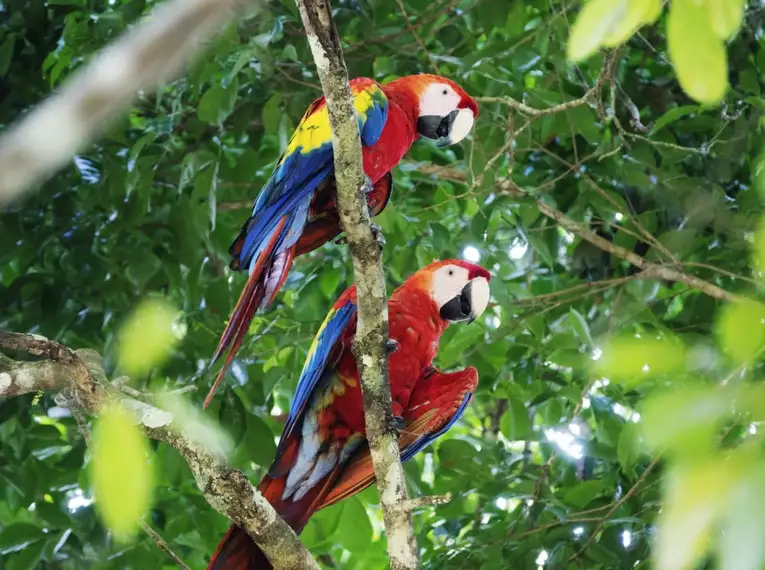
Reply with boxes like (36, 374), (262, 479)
(205, 74), (479, 407)
(207, 259), (491, 569)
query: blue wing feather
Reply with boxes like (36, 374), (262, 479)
(400, 393), (473, 462)
(282, 298), (358, 438)
(237, 83), (389, 271)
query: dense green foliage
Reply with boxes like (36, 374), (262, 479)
(4, 0), (765, 569)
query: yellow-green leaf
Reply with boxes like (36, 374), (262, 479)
(717, 460), (765, 570)
(567, 0), (662, 61)
(567, 0), (627, 62)
(640, 385), (731, 456)
(715, 298), (765, 364)
(667, 0), (728, 104)
(602, 0), (663, 48)
(594, 334), (687, 386)
(91, 403), (154, 542)
(116, 298), (182, 377)
(707, 0), (746, 40)
(654, 458), (738, 570)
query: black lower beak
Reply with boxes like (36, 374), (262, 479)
(417, 110), (459, 146)
(439, 281), (474, 323)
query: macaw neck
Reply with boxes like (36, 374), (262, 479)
(381, 82), (420, 131)
(359, 83), (421, 183)
(388, 287), (448, 371)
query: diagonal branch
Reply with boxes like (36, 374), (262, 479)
(494, 179), (739, 303)
(0, 331), (320, 570)
(294, 1), (419, 569)
(475, 52), (616, 117)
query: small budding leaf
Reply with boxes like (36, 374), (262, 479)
(594, 335), (687, 387)
(707, 0), (746, 40)
(91, 403), (154, 542)
(715, 298), (765, 364)
(116, 298), (181, 377)
(667, 0), (728, 104)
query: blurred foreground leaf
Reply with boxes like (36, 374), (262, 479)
(116, 298), (182, 377)
(91, 403), (154, 542)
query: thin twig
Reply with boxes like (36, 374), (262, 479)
(139, 521), (193, 570)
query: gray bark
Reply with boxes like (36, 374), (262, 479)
(293, 1), (420, 568)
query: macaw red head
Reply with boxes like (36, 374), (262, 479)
(406, 259), (491, 324)
(386, 74), (479, 147)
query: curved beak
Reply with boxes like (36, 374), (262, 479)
(438, 276), (490, 324)
(417, 108), (475, 147)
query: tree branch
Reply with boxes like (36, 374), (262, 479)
(475, 52), (616, 117)
(494, 179), (739, 303)
(293, 1), (419, 569)
(0, 331), (320, 570)
(0, 0), (250, 206)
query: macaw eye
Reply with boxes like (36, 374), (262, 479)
(448, 269), (454, 276)
(442, 89), (448, 95)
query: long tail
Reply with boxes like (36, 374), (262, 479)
(207, 464), (345, 569)
(205, 217), (296, 408)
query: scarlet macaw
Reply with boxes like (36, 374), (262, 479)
(206, 75), (479, 407)
(207, 259), (491, 569)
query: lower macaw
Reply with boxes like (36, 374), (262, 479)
(207, 259), (491, 569)
(206, 74), (479, 407)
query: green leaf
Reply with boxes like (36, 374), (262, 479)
(753, 216), (765, 281)
(715, 298), (765, 364)
(0, 36), (14, 78)
(567, 308), (593, 348)
(91, 403), (154, 543)
(115, 298), (181, 377)
(652, 105), (700, 133)
(500, 391), (532, 441)
(617, 421), (641, 474)
(262, 94), (284, 136)
(198, 77), (240, 125)
(318, 268), (341, 298)
(0, 523), (45, 548)
(437, 439), (476, 471)
(334, 498), (373, 553)
(5, 538), (46, 570)
(667, 0), (728, 104)
(563, 480), (609, 509)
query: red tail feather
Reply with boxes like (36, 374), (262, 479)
(208, 464), (345, 569)
(205, 218), (289, 408)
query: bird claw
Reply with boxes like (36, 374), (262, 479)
(335, 235), (348, 245)
(359, 175), (374, 196)
(385, 338), (399, 354)
(389, 415), (406, 436)
(370, 222), (386, 248)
